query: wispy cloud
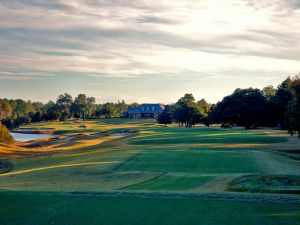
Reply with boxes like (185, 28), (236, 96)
(0, 71), (55, 80)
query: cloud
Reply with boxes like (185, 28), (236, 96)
(0, 0), (70, 10)
(0, 0), (299, 82)
(0, 71), (55, 80)
(136, 16), (179, 24)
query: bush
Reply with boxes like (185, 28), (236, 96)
(221, 123), (233, 128)
(0, 124), (14, 144)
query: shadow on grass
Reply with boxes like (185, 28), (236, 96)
(0, 160), (13, 174)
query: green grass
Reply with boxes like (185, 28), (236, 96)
(125, 174), (215, 191)
(116, 149), (263, 173)
(0, 120), (294, 191)
(127, 127), (287, 145)
(1, 191), (300, 225)
(1, 119), (300, 225)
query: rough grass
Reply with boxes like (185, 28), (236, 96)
(227, 175), (300, 194)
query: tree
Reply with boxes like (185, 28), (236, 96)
(9, 99), (34, 117)
(128, 102), (140, 109)
(71, 94), (96, 120)
(31, 110), (43, 122)
(0, 123), (14, 144)
(262, 85), (276, 100)
(71, 94), (87, 119)
(157, 105), (172, 126)
(197, 98), (211, 126)
(102, 102), (117, 118)
(56, 93), (73, 120)
(272, 77), (294, 128)
(116, 100), (128, 117)
(211, 88), (266, 129)
(286, 99), (300, 137)
(0, 100), (12, 120)
(86, 97), (96, 118)
(173, 94), (204, 127)
(32, 102), (44, 111)
(44, 101), (60, 121)
(285, 75), (300, 136)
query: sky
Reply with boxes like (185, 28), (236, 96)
(0, 0), (299, 104)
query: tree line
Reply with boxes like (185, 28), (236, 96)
(0, 94), (139, 129)
(157, 75), (300, 137)
(1, 75), (299, 137)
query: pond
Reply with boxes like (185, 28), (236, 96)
(10, 132), (57, 142)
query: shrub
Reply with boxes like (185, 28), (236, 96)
(221, 123), (233, 128)
(0, 124), (14, 144)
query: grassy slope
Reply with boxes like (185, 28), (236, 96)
(0, 119), (300, 225)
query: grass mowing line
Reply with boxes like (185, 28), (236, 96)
(0, 161), (120, 177)
(118, 172), (166, 190)
(124, 174), (216, 191)
(111, 151), (143, 171)
(65, 190), (300, 204)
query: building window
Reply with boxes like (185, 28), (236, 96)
(152, 107), (154, 111)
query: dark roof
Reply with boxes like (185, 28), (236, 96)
(127, 104), (164, 114)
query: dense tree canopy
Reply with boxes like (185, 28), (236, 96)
(209, 75), (300, 135)
(262, 85), (276, 100)
(0, 123), (14, 144)
(173, 94), (205, 127)
(285, 76), (300, 136)
(0, 100), (12, 120)
(197, 98), (211, 126)
(157, 105), (172, 126)
(0, 94), (135, 129)
(56, 93), (73, 120)
(70, 94), (96, 120)
(211, 88), (266, 129)
(0, 75), (300, 136)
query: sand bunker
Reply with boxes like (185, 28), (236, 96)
(51, 135), (77, 143)
(110, 130), (133, 136)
